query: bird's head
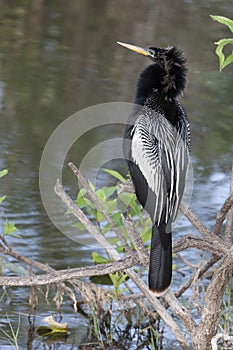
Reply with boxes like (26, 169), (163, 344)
(117, 41), (187, 99)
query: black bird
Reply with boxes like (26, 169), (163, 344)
(118, 41), (190, 295)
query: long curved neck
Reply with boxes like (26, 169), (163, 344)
(135, 64), (163, 105)
(135, 59), (187, 105)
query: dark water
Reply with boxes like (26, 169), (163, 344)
(0, 0), (232, 348)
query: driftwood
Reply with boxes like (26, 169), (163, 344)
(0, 162), (232, 350)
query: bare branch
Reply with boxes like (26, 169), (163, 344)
(0, 235), (55, 273)
(164, 290), (197, 334)
(175, 255), (220, 299)
(173, 234), (225, 256)
(213, 194), (233, 237)
(0, 255), (137, 286)
(179, 203), (227, 251)
(193, 246), (233, 348)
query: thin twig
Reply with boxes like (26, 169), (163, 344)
(179, 203), (227, 250)
(175, 255), (220, 299)
(176, 253), (197, 269)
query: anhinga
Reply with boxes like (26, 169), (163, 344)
(117, 41), (190, 294)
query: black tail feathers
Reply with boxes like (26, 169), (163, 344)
(148, 223), (172, 294)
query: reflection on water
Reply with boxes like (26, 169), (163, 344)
(0, 0), (232, 348)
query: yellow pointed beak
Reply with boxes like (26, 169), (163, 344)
(117, 41), (149, 56)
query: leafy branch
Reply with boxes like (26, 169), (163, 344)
(210, 15), (233, 70)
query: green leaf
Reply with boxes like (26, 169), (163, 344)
(102, 168), (126, 182)
(116, 244), (124, 253)
(215, 42), (226, 69)
(0, 169), (8, 178)
(0, 195), (6, 204)
(210, 15), (233, 33)
(112, 212), (122, 225)
(102, 199), (117, 213)
(75, 196), (87, 208)
(95, 188), (106, 201)
(222, 52), (233, 69)
(75, 189), (93, 208)
(108, 237), (119, 245)
(214, 39), (233, 70)
(215, 38), (233, 46)
(98, 186), (116, 199)
(128, 199), (142, 222)
(96, 210), (104, 223)
(102, 222), (110, 234)
(91, 252), (109, 264)
(3, 219), (18, 236)
(140, 226), (152, 243)
(118, 273), (128, 284)
(111, 212), (124, 230)
(118, 192), (136, 206)
(0, 260), (28, 275)
(119, 287), (128, 294)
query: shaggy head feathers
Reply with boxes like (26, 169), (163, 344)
(136, 46), (187, 102)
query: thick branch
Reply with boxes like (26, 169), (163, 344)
(213, 194), (233, 237)
(173, 234), (225, 256)
(193, 246), (233, 349)
(0, 235), (78, 307)
(0, 256), (137, 286)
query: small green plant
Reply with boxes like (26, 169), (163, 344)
(0, 169), (20, 238)
(109, 272), (128, 299)
(210, 15), (233, 70)
(0, 169), (8, 203)
(0, 313), (20, 350)
(91, 307), (104, 348)
(3, 219), (19, 237)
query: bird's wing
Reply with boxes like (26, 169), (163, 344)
(171, 105), (190, 218)
(131, 110), (177, 225)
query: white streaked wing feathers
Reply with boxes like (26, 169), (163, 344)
(131, 111), (188, 225)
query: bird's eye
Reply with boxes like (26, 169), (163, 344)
(148, 49), (155, 57)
